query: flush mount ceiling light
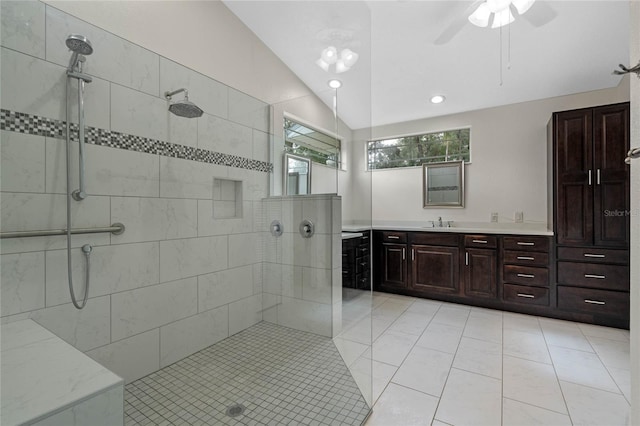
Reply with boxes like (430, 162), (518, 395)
(430, 95), (446, 104)
(328, 79), (342, 89)
(469, 0), (536, 28)
(316, 46), (359, 74)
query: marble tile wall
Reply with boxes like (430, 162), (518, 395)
(0, 1), (270, 383)
(261, 195), (342, 337)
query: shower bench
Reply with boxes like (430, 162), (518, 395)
(1, 320), (124, 426)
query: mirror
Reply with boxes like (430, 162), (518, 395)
(284, 153), (311, 195)
(423, 160), (465, 208)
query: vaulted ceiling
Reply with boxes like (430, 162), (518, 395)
(224, 1), (629, 130)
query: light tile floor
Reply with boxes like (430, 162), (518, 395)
(338, 291), (631, 426)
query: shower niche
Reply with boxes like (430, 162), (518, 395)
(212, 177), (243, 219)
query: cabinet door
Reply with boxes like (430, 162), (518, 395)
(381, 243), (407, 289)
(593, 103), (630, 247)
(464, 248), (497, 299)
(411, 245), (460, 295)
(555, 109), (593, 246)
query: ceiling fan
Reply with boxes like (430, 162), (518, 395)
(434, 0), (556, 45)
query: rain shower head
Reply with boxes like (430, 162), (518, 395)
(66, 34), (93, 71)
(165, 88), (204, 118)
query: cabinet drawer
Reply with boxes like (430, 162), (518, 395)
(503, 265), (549, 287)
(464, 235), (497, 249)
(558, 286), (629, 317)
(356, 258), (370, 274)
(503, 284), (549, 306)
(557, 247), (629, 264)
(557, 262), (629, 291)
(503, 250), (549, 267)
(381, 231), (407, 243)
(411, 232), (459, 247)
(503, 236), (550, 252)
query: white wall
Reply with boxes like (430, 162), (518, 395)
(352, 82), (630, 226)
(629, 1), (639, 424)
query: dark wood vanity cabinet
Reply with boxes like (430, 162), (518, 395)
(410, 233), (460, 295)
(463, 235), (497, 299)
(374, 231), (461, 295)
(501, 235), (551, 307)
(549, 102), (630, 328)
(342, 231), (371, 289)
(375, 231), (408, 290)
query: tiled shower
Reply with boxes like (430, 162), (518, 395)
(0, 1), (372, 424)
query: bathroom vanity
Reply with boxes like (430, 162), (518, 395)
(371, 226), (629, 329)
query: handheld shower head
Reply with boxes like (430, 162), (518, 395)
(165, 88), (204, 118)
(66, 34), (93, 71)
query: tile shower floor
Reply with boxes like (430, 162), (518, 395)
(124, 322), (370, 426)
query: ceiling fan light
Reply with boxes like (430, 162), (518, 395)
(321, 46), (337, 65)
(491, 7), (515, 28)
(316, 58), (329, 72)
(468, 3), (491, 27)
(335, 60), (350, 74)
(340, 48), (359, 67)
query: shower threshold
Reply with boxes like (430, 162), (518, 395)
(124, 321), (370, 425)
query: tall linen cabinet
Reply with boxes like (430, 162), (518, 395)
(548, 102), (630, 328)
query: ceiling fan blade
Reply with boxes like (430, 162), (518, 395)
(434, 1), (483, 46)
(521, 1), (556, 27)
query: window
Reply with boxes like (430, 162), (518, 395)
(367, 128), (470, 170)
(284, 118), (341, 168)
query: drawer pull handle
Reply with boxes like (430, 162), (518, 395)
(584, 299), (606, 305)
(584, 253), (605, 258)
(584, 274), (606, 280)
(387, 235), (400, 240)
(360, 262), (368, 266)
(517, 242), (535, 246)
(517, 273), (535, 278)
(472, 239), (488, 244)
(517, 256), (535, 261)
(517, 293), (535, 299)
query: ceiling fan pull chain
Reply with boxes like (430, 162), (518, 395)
(508, 23), (512, 70)
(499, 25), (503, 86)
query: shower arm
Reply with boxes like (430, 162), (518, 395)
(165, 88), (188, 100)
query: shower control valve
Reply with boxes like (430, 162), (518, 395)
(299, 219), (315, 238)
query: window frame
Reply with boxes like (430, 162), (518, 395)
(283, 115), (343, 170)
(367, 127), (471, 171)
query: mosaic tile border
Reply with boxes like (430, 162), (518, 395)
(0, 109), (273, 173)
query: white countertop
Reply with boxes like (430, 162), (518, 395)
(1, 320), (123, 426)
(341, 232), (363, 240)
(343, 221), (553, 236)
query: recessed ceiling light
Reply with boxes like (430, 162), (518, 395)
(430, 95), (445, 104)
(328, 79), (342, 89)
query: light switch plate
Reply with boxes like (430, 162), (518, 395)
(491, 212), (498, 223)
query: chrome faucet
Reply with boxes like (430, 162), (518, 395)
(438, 217), (443, 227)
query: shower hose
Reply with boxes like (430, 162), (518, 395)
(65, 75), (92, 309)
